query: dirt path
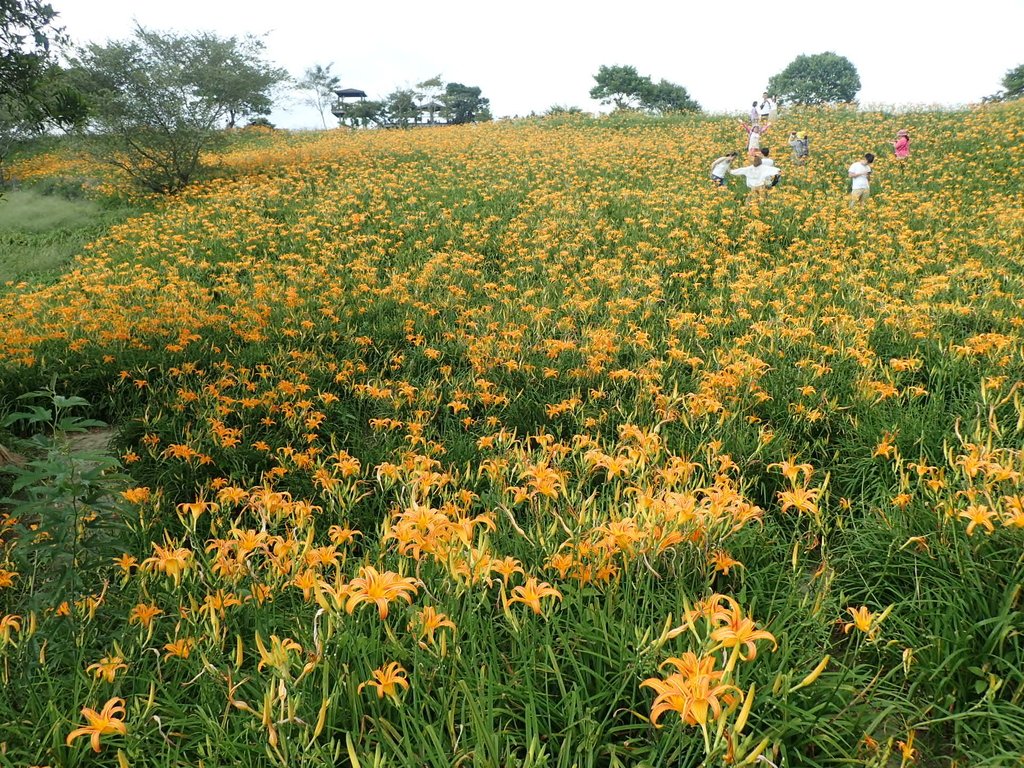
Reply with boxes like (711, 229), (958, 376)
(67, 428), (116, 455)
(1, 429), (116, 470)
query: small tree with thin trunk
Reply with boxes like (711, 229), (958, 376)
(193, 33), (288, 129)
(297, 63), (341, 129)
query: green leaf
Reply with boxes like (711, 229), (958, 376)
(52, 395), (91, 409)
(2, 405), (52, 427)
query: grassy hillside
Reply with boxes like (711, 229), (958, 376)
(0, 189), (132, 284)
(1, 104), (1023, 767)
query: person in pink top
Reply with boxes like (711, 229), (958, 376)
(893, 129), (910, 160)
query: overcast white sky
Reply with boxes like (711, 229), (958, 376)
(50, 0), (1023, 128)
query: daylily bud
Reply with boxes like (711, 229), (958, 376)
(789, 655), (830, 692)
(733, 683), (756, 734)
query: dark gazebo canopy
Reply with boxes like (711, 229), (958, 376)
(331, 88), (369, 120)
(419, 101), (444, 125)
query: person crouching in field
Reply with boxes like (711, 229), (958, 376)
(848, 153), (874, 207)
(789, 131), (810, 166)
(730, 155), (780, 204)
(759, 147), (781, 188)
(710, 152), (739, 187)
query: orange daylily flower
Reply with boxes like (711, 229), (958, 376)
(66, 697), (127, 752)
(411, 606), (456, 644)
(358, 662), (409, 701)
(255, 632), (302, 675)
(641, 653), (739, 728)
(709, 597), (777, 662)
(86, 656), (128, 683)
(507, 577), (563, 614)
(344, 566), (419, 619)
(843, 606), (879, 638)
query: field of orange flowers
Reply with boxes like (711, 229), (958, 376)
(2, 103), (1024, 767)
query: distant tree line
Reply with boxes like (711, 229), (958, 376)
(1, 0), (1020, 197)
(0, 1), (494, 194)
(338, 79), (491, 129)
(587, 53), (863, 115)
(296, 67), (492, 129)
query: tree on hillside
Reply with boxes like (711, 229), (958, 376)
(416, 75), (443, 99)
(193, 33), (288, 128)
(1001, 63), (1024, 100)
(71, 25), (285, 193)
(416, 75), (445, 124)
(590, 65), (699, 113)
(385, 88), (419, 128)
(0, 0), (87, 181)
(589, 65), (649, 110)
(767, 52), (861, 105)
(344, 98), (386, 129)
(643, 79), (700, 114)
(441, 82), (491, 124)
(297, 62), (341, 128)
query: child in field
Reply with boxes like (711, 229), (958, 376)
(730, 155), (780, 204)
(893, 129), (910, 160)
(749, 102), (759, 124)
(848, 152), (874, 207)
(788, 131), (810, 165)
(740, 121), (768, 157)
(709, 152), (739, 186)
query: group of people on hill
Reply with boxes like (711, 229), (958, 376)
(710, 94), (912, 207)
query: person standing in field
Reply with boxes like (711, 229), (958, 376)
(749, 101), (760, 124)
(730, 155), (780, 204)
(848, 153), (874, 207)
(740, 121), (768, 157)
(760, 93), (777, 123)
(709, 152), (739, 187)
(788, 131), (810, 165)
(893, 129), (910, 160)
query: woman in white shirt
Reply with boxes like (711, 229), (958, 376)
(709, 152), (738, 186)
(730, 156), (780, 204)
